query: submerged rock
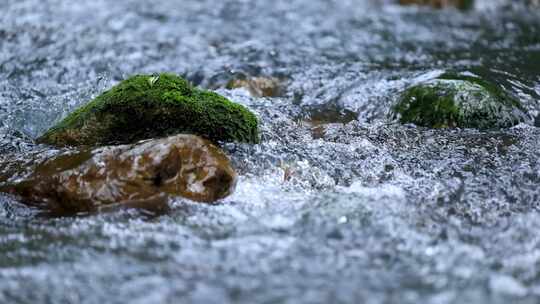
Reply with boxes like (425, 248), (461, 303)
(226, 76), (285, 97)
(398, 0), (474, 9)
(38, 73), (259, 147)
(390, 72), (527, 129)
(0, 134), (237, 215)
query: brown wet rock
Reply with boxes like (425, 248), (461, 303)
(300, 107), (357, 126)
(398, 0), (473, 9)
(297, 104), (358, 139)
(227, 76), (285, 97)
(0, 134), (237, 215)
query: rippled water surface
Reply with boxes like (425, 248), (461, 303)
(1, 0), (540, 303)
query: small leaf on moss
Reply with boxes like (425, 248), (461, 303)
(148, 75), (160, 87)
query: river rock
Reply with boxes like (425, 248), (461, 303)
(0, 134), (237, 215)
(390, 72), (527, 129)
(37, 73), (259, 147)
(398, 0), (474, 9)
(227, 76), (284, 97)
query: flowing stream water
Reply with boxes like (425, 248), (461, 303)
(1, 0), (540, 303)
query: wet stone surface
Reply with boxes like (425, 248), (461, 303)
(0, 134), (237, 215)
(1, 0), (540, 303)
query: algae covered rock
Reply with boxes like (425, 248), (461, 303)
(38, 73), (259, 146)
(390, 72), (528, 129)
(0, 134), (237, 215)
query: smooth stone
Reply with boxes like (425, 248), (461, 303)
(227, 76), (285, 97)
(0, 134), (237, 215)
(398, 0), (474, 9)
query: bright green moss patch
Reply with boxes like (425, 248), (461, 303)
(390, 72), (527, 129)
(38, 73), (260, 146)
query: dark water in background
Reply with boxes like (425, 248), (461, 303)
(1, 0), (540, 303)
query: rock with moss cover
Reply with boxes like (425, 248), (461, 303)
(38, 73), (259, 146)
(390, 72), (528, 129)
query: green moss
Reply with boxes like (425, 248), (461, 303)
(458, 0), (474, 10)
(390, 72), (527, 129)
(38, 73), (260, 146)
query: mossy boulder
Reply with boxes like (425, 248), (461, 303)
(38, 73), (259, 146)
(390, 72), (528, 129)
